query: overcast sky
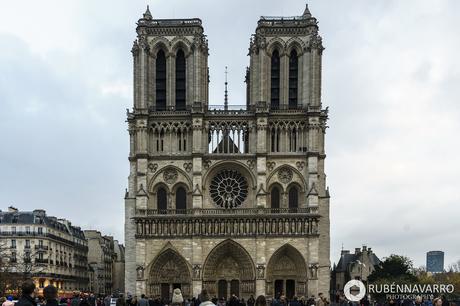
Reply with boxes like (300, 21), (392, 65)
(1, 0), (459, 268)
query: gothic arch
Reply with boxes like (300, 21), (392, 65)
(202, 239), (256, 297)
(266, 38), (286, 56)
(266, 244), (308, 298)
(286, 37), (305, 56)
(171, 37), (192, 56)
(266, 165), (307, 193)
(150, 38), (171, 56)
(203, 160), (257, 189)
(147, 246), (192, 298)
(148, 165), (193, 192)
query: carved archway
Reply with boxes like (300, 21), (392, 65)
(148, 248), (192, 299)
(266, 244), (308, 299)
(202, 239), (256, 299)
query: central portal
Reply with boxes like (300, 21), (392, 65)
(202, 240), (255, 299)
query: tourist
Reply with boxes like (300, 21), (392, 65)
(2, 296), (14, 306)
(247, 296), (255, 306)
(16, 280), (37, 306)
(117, 295), (126, 306)
(290, 297), (301, 306)
(139, 295), (149, 306)
(255, 296), (266, 306)
(216, 298), (225, 306)
(306, 296), (315, 306)
(316, 294), (329, 306)
(172, 289), (184, 306)
(43, 285), (58, 306)
(433, 298), (443, 306)
(198, 289), (215, 306)
(240, 298), (247, 306)
(71, 294), (81, 306)
(131, 296), (138, 306)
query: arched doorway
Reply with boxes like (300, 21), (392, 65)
(202, 239), (256, 299)
(148, 248), (192, 300)
(266, 244), (308, 299)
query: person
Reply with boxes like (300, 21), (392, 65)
(306, 296), (315, 306)
(130, 297), (138, 306)
(80, 295), (91, 306)
(88, 295), (96, 306)
(139, 295), (149, 306)
(43, 285), (58, 306)
(2, 296), (15, 306)
(16, 280), (37, 306)
(316, 294), (328, 306)
(171, 289), (184, 306)
(71, 294), (80, 306)
(117, 295), (126, 306)
(198, 289), (215, 306)
(247, 296), (255, 306)
(229, 295), (239, 306)
(433, 299), (443, 306)
(255, 296), (266, 306)
(290, 297), (301, 306)
(441, 296), (449, 306)
(104, 296), (111, 306)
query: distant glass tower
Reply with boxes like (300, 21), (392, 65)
(426, 251), (444, 273)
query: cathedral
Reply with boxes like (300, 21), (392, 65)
(124, 4), (330, 300)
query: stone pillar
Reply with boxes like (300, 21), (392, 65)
(167, 53), (175, 108)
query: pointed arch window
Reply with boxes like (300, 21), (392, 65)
(271, 50), (280, 109)
(175, 186), (187, 214)
(271, 186), (281, 210)
(157, 187), (167, 213)
(175, 49), (186, 110)
(288, 49), (298, 109)
(288, 185), (299, 211)
(156, 50), (167, 111)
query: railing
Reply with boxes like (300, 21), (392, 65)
(35, 245), (49, 250)
(135, 207), (318, 216)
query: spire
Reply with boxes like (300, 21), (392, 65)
(143, 5), (152, 20)
(224, 66), (228, 111)
(302, 3), (312, 18)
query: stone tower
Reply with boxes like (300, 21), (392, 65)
(125, 4), (330, 300)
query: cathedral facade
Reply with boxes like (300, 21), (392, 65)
(124, 4), (330, 300)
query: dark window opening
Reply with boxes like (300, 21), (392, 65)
(175, 187), (187, 213)
(157, 187), (167, 213)
(271, 187), (280, 209)
(175, 49), (186, 110)
(271, 50), (280, 109)
(288, 186), (299, 210)
(156, 50), (167, 111)
(289, 49), (298, 109)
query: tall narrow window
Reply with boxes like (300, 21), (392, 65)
(175, 187), (187, 213)
(271, 50), (280, 109)
(175, 49), (186, 110)
(157, 187), (167, 213)
(271, 187), (280, 210)
(156, 50), (167, 111)
(288, 49), (298, 109)
(288, 186), (299, 210)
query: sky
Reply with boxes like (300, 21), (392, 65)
(0, 0), (459, 269)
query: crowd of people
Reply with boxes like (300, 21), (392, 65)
(1, 281), (456, 306)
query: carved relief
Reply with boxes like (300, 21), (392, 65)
(246, 160), (255, 170)
(148, 163), (158, 172)
(277, 167), (293, 184)
(267, 161), (276, 172)
(296, 161), (305, 171)
(257, 264), (266, 279)
(183, 162), (193, 172)
(163, 169), (178, 184)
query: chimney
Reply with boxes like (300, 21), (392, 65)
(341, 250), (350, 255)
(362, 245), (367, 251)
(355, 248), (361, 254)
(368, 247), (372, 253)
(33, 209), (46, 217)
(8, 206), (18, 212)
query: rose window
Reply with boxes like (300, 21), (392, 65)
(210, 169), (248, 208)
